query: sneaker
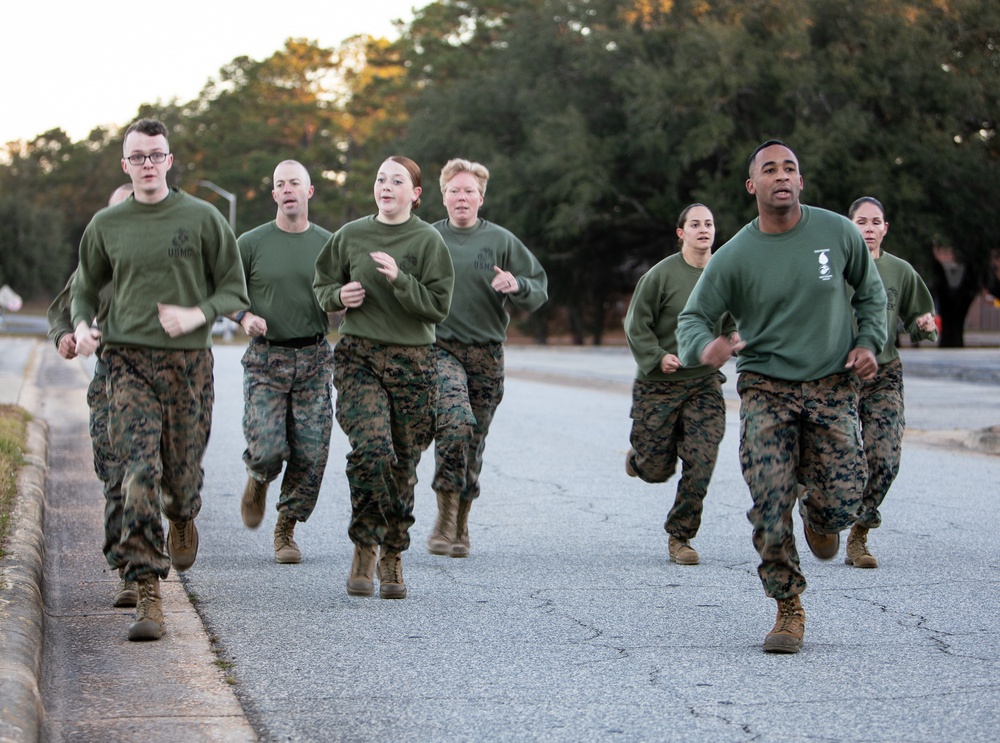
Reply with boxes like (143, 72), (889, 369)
(763, 595), (805, 653)
(167, 519), (199, 571)
(113, 567), (138, 608)
(241, 477), (268, 529)
(273, 513), (301, 564)
(128, 576), (164, 641)
(668, 535), (700, 565)
(803, 522), (839, 560)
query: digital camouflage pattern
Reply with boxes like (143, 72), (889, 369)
(737, 371), (867, 599)
(333, 336), (437, 552)
(242, 340), (333, 522)
(857, 358), (904, 529)
(432, 339), (505, 503)
(105, 347), (214, 580)
(87, 367), (126, 569)
(628, 373), (726, 540)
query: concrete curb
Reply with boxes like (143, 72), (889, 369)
(0, 418), (48, 743)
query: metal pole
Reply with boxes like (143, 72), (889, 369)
(194, 180), (237, 231)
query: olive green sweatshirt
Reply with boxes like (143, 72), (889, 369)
(677, 205), (888, 382)
(313, 215), (454, 346)
(238, 221), (332, 341)
(625, 252), (735, 381)
(71, 188), (248, 349)
(432, 218), (548, 344)
(872, 250), (938, 364)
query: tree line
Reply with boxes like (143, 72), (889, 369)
(1, 0), (997, 344)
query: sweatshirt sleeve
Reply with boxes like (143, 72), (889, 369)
(47, 273), (75, 348)
(391, 233), (455, 323)
(71, 220), (112, 329)
(846, 237), (889, 355)
(313, 231), (348, 312)
(677, 265), (729, 368)
(195, 212), (249, 321)
(504, 235), (548, 313)
(624, 271), (668, 376)
(899, 266), (938, 343)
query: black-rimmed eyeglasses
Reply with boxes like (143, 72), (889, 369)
(125, 152), (170, 165)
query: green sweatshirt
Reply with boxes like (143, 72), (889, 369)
(677, 205), (888, 382)
(238, 221), (333, 341)
(71, 188), (249, 350)
(313, 215), (455, 346)
(47, 269), (112, 349)
(432, 218), (548, 344)
(872, 250), (938, 364)
(625, 252), (735, 381)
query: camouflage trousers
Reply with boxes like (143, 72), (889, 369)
(431, 339), (505, 503)
(628, 373), (726, 540)
(242, 339), (333, 522)
(857, 358), (905, 529)
(333, 336), (437, 552)
(738, 371), (867, 599)
(87, 363), (126, 569)
(105, 347), (214, 581)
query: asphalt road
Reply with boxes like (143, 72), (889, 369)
(175, 344), (1000, 742)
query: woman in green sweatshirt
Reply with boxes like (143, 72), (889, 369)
(425, 158), (549, 558)
(846, 196), (937, 569)
(624, 204), (735, 566)
(313, 156), (455, 600)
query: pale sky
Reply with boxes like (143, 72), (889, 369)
(1, 1), (420, 146)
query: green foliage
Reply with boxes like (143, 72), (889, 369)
(0, 194), (72, 296)
(0, 1), (996, 345)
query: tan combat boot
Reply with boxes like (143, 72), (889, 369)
(668, 535), (700, 565)
(128, 576), (164, 641)
(377, 549), (407, 599)
(273, 512), (301, 564)
(347, 543), (377, 596)
(427, 490), (458, 555)
(625, 448), (638, 478)
(451, 499), (472, 558)
(763, 595), (805, 654)
(845, 524), (878, 568)
(113, 567), (138, 608)
(167, 518), (199, 571)
(803, 521), (839, 560)
(241, 476), (269, 529)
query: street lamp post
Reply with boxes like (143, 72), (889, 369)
(195, 180), (237, 231)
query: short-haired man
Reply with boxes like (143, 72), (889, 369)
(677, 140), (887, 653)
(47, 183), (134, 608)
(72, 119), (249, 641)
(236, 160), (334, 564)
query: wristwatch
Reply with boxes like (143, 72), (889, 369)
(235, 310), (248, 323)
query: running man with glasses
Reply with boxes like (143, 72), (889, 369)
(72, 118), (249, 641)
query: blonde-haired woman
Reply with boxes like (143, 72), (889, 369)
(424, 158), (548, 558)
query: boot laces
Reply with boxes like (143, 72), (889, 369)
(382, 554), (402, 583)
(137, 580), (157, 617)
(175, 520), (191, 550)
(276, 517), (296, 547)
(776, 599), (803, 634)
